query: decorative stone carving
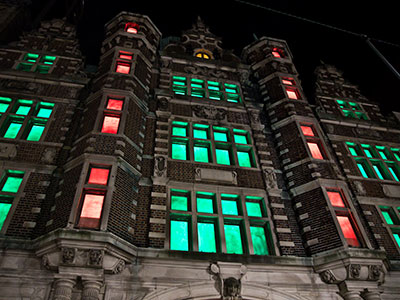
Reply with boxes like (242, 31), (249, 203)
(369, 265), (384, 281)
(88, 250), (103, 266)
(158, 97), (169, 110)
(112, 259), (126, 274)
(41, 148), (57, 164)
(61, 248), (76, 264)
(263, 168), (278, 189)
(195, 168), (237, 185)
(223, 277), (242, 300)
(320, 270), (336, 284)
(349, 264), (361, 279)
(0, 143), (17, 159)
(154, 156), (167, 177)
(210, 262), (246, 300)
(192, 105), (227, 121)
(353, 181), (366, 196)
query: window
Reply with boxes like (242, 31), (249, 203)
(379, 206), (400, 249)
(282, 77), (301, 100)
(171, 76), (242, 103)
(101, 97), (124, 134)
(326, 189), (361, 247)
(169, 188), (273, 255)
(300, 123), (326, 160)
(125, 22), (139, 34)
(0, 98), (54, 141)
(77, 165), (111, 229)
(0, 169), (25, 230)
(115, 51), (133, 74)
(16, 53), (56, 74)
(271, 47), (285, 58)
(336, 100), (368, 120)
(170, 122), (256, 168)
(347, 142), (400, 181)
(195, 52), (210, 59)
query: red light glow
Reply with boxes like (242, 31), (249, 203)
(307, 142), (324, 159)
(106, 99), (123, 111)
(337, 216), (359, 247)
(125, 22), (139, 34)
(116, 62), (131, 74)
(119, 52), (133, 60)
(78, 194), (105, 228)
(327, 191), (345, 207)
(286, 88), (299, 99)
(101, 115), (120, 134)
(300, 125), (314, 136)
(88, 168), (110, 185)
(282, 78), (294, 85)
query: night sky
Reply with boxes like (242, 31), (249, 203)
(36, 0), (400, 113)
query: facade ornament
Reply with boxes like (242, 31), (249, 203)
(53, 278), (76, 300)
(263, 168), (278, 189)
(192, 105), (227, 121)
(112, 259), (126, 274)
(353, 181), (367, 196)
(369, 265), (383, 281)
(349, 264), (361, 279)
(320, 270), (336, 284)
(223, 277), (242, 300)
(158, 97), (169, 110)
(0, 143), (17, 159)
(154, 156), (167, 178)
(41, 254), (51, 270)
(61, 247), (76, 264)
(209, 263), (246, 300)
(88, 250), (103, 266)
(41, 147), (57, 164)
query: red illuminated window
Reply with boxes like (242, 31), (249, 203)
(119, 51), (133, 60)
(101, 115), (120, 134)
(106, 98), (124, 111)
(88, 167), (110, 185)
(272, 47), (284, 58)
(300, 125), (315, 137)
(327, 189), (361, 247)
(77, 191), (105, 228)
(286, 87), (300, 100)
(125, 22), (139, 34)
(115, 62), (131, 74)
(282, 77), (295, 86)
(300, 123), (326, 160)
(307, 142), (324, 160)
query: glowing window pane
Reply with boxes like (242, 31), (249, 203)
(234, 134), (248, 144)
(25, 53), (39, 62)
(327, 191), (345, 207)
(37, 108), (52, 118)
(357, 163), (370, 178)
(0, 202), (12, 230)
(221, 200), (239, 215)
(372, 165), (384, 180)
(214, 131), (228, 142)
(106, 99), (123, 110)
(282, 78), (294, 85)
(198, 222), (217, 253)
(337, 216), (359, 247)
(194, 145), (209, 163)
(17, 63), (33, 71)
(35, 65), (51, 74)
(119, 52), (133, 60)
(349, 147), (358, 156)
(4, 122), (22, 139)
(250, 226), (269, 255)
(15, 100), (33, 115)
(172, 126), (187, 137)
(307, 142), (324, 159)
(79, 194), (104, 228)
(41, 55), (56, 64)
(0, 97), (11, 113)
(224, 224), (243, 254)
(197, 194), (214, 213)
(125, 23), (139, 34)
(2, 176), (23, 193)
(26, 124), (45, 141)
(246, 202), (262, 217)
(127, 27), (137, 34)
(170, 220), (189, 251)
(388, 166), (399, 181)
(88, 168), (109, 185)
(171, 143), (187, 160)
(378, 150), (388, 160)
(101, 116), (120, 134)
(171, 195), (188, 211)
(216, 148), (231, 165)
(272, 51), (281, 58)
(116, 62), (131, 74)
(394, 233), (400, 248)
(382, 211), (394, 225)
(286, 88), (299, 99)
(193, 128), (208, 139)
(237, 151), (252, 167)
(301, 125), (314, 136)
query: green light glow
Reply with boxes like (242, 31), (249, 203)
(26, 124), (45, 141)
(349, 147), (358, 156)
(234, 134), (248, 144)
(170, 220), (189, 251)
(171, 195), (188, 211)
(373, 165), (384, 180)
(35, 65), (50, 74)
(15, 100), (33, 115)
(237, 151), (252, 167)
(224, 224), (243, 254)
(221, 200), (239, 215)
(172, 142), (187, 160)
(250, 226), (269, 255)
(37, 107), (53, 118)
(216, 148), (231, 165)
(172, 126), (187, 137)
(2, 176), (23, 193)
(193, 128), (208, 139)
(214, 131), (228, 142)
(0, 202), (12, 230)
(4, 122), (22, 139)
(0, 97), (11, 113)
(194, 145), (209, 163)
(388, 166), (399, 181)
(382, 211), (394, 225)
(357, 163), (369, 178)
(172, 76), (186, 81)
(246, 202), (262, 217)
(198, 222), (217, 253)
(394, 233), (400, 247)
(197, 196), (214, 213)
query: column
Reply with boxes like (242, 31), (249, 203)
(53, 278), (76, 300)
(82, 280), (103, 300)
(361, 290), (381, 300)
(340, 291), (363, 300)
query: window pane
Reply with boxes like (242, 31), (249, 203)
(307, 142), (324, 159)
(194, 145), (209, 163)
(198, 222), (217, 253)
(4, 122), (22, 139)
(88, 168), (109, 185)
(171, 142), (187, 160)
(26, 124), (45, 141)
(172, 126), (187, 137)
(234, 134), (248, 144)
(300, 125), (314, 136)
(101, 116), (120, 134)
(246, 202), (262, 217)
(15, 100), (33, 115)
(221, 199), (239, 215)
(170, 220), (189, 251)
(394, 233), (400, 248)
(2, 176), (23, 193)
(356, 161), (371, 178)
(216, 148), (231, 165)
(237, 151), (252, 167)
(327, 191), (345, 207)
(388, 166), (400, 181)
(336, 216), (359, 247)
(0, 202), (12, 230)
(286, 88), (299, 99)
(224, 224), (243, 254)
(116, 62), (131, 74)
(250, 226), (269, 255)
(171, 195), (188, 211)
(35, 65), (50, 74)
(197, 194), (214, 213)
(193, 129), (208, 139)
(37, 107), (52, 118)
(106, 99), (124, 110)
(382, 211), (394, 225)
(0, 97), (11, 113)
(214, 131), (228, 142)
(79, 194), (104, 228)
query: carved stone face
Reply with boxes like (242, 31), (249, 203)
(224, 277), (240, 297)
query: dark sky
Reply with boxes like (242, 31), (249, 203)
(37, 0), (400, 113)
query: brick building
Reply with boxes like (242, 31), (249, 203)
(0, 9), (399, 300)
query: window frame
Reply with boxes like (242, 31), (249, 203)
(336, 99), (369, 120)
(114, 50), (134, 75)
(99, 96), (125, 135)
(298, 122), (328, 161)
(378, 205), (400, 251)
(16, 52), (57, 74)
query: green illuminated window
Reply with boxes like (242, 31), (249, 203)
(26, 121), (46, 141)
(224, 223), (243, 254)
(18, 53), (56, 74)
(196, 192), (215, 214)
(194, 142), (211, 163)
(221, 194), (240, 216)
(35, 65), (51, 74)
(170, 219), (190, 251)
(40, 55), (56, 65)
(361, 144), (377, 158)
(213, 126), (229, 142)
(171, 139), (188, 160)
(3, 117), (24, 139)
(237, 147), (254, 168)
(225, 83), (241, 103)
(172, 121), (188, 137)
(171, 189), (190, 211)
(347, 142), (362, 156)
(0, 97), (11, 114)
(14, 100), (33, 116)
(198, 221), (217, 253)
(193, 124), (209, 139)
(336, 100), (368, 120)
(250, 226), (269, 255)
(24, 53), (39, 63)
(1, 170), (24, 193)
(17, 63), (33, 72)
(208, 81), (223, 100)
(391, 148), (400, 161)
(35, 102), (54, 118)
(356, 159), (374, 178)
(172, 76), (187, 95)
(246, 196), (264, 217)
(215, 146), (232, 165)
(379, 205), (400, 249)
(191, 78), (205, 98)
(233, 129), (249, 144)
(0, 198), (12, 230)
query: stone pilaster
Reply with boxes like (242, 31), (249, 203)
(53, 278), (76, 300)
(82, 280), (103, 300)
(360, 290), (381, 300)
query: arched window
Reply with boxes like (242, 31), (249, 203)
(125, 22), (139, 34)
(194, 49), (213, 60)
